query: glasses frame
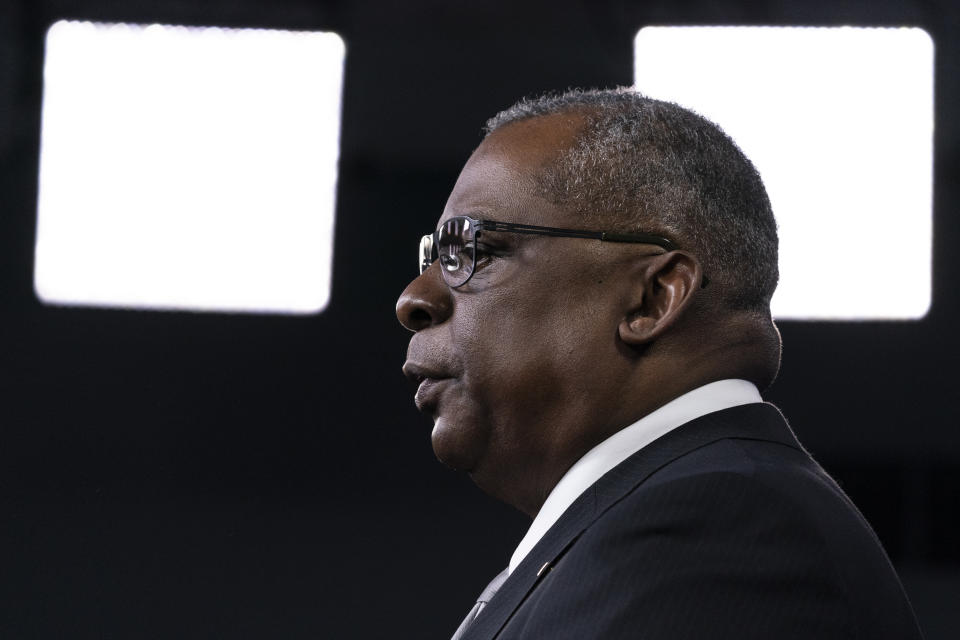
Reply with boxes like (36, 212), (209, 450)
(419, 215), (678, 288)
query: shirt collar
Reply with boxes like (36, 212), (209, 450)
(508, 378), (763, 574)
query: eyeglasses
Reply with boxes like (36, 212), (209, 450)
(419, 215), (678, 288)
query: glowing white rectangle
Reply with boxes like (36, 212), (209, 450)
(635, 26), (933, 320)
(36, 21), (345, 314)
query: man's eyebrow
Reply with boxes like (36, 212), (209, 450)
(475, 227), (516, 243)
(458, 210), (492, 219)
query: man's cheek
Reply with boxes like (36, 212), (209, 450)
(487, 351), (567, 415)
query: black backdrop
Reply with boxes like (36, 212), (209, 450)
(1, 0), (957, 637)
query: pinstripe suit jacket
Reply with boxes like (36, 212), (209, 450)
(461, 403), (923, 640)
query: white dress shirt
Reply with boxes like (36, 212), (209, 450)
(507, 378), (763, 575)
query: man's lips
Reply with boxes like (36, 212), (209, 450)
(414, 377), (453, 412)
(402, 361), (454, 413)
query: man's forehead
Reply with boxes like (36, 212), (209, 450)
(480, 112), (586, 167)
(440, 113), (585, 225)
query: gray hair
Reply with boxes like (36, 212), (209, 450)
(484, 88), (779, 311)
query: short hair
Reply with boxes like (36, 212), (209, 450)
(484, 88), (779, 311)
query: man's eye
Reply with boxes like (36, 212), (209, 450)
(470, 243), (498, 267)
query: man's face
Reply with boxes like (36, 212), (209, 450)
(396, 116), (637, 514)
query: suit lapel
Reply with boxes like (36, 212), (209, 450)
(462, 402), (801, 640)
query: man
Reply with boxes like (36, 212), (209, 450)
(396, 88), (923, 639)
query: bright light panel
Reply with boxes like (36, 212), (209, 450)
(35, 21), (345, 314)
(635, 26), (933, 320)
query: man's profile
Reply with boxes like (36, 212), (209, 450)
(396, 88), (923, 640)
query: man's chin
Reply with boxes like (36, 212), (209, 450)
(430, 417), (482, 472)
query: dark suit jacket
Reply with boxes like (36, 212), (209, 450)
(462, 403), (923, 639)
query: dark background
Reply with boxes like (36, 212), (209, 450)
(1, 0), (957, 637)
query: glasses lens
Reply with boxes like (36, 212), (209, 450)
(419, 234), (434, 274)
(435, 217), (475, 287)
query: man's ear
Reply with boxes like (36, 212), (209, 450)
(618, 251), (704, 346)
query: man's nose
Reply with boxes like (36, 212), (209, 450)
(396, 264), (453, 331)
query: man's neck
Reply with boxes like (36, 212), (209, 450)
(507, 378), (763, 574)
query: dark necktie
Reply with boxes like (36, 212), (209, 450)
(449, 568), (510, 640)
